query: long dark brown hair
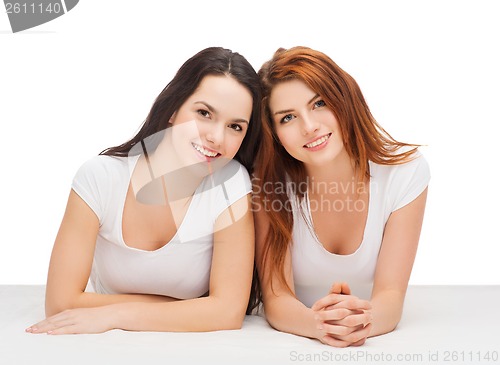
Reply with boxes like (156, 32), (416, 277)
(100, 47), (262, 175)
(254, 46), (419, 302)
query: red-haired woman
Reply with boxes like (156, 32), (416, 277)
(253, 46), (430, 347)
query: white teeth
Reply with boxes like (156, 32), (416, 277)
(305, 134), (330, 148)
(192, 143), (218, 157)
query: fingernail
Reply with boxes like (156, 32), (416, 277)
(47, 331), (53, 335)
(25, 327), (32, 333)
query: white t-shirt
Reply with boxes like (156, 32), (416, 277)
(290, 152), (431, 307)
(71, 155), (252, 299)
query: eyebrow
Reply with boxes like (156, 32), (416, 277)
(273, 94), (320, 115)
(194, 101), (249, 124)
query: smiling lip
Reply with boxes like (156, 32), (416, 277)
(191, 142), (221, 161)
(303, 133), (332, 150)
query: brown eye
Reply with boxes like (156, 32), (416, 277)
(197, 109), (211, 118)
(229, 123), (243, 132)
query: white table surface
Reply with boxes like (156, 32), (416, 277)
(1, 285), (499, 365)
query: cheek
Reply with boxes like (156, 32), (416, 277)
(225, 134), (245, 156)
(276, 129), (297, 151)
(275, 128), (286, 144)
(171, 120), (200, 141)
(324, 111), (340, 129)
(170, 109), (186, 124)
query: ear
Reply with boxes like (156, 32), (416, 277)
(168, 112), (177, 124)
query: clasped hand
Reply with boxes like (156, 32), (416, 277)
(311, 282), (372, 347)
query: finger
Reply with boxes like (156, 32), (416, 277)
(328, 282), (352, 295)
(329, 282), (342, 294)
(319, 322), (357, 337)
(320, 335), (351, 348)
(26, 310), (72, 332)
(311, 293), (357, 311)
(325, 305), (363, 313)
(26, 317), (55, 333)
(329, 298), (372, 311)
(327, 311), (372, 328)
(315, 308), (356, 322)
(47, 324), (79, 335)
(341, 282), (351, 295)
(350, 337), (367, 346)
(335, 323), (372, 344)
(26, 319), (60, 334)
(27, 312), (76, 334)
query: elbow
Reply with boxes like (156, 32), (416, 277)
(45, 301), (70, 318)
(376, 321), (399, 337)
(221, 319), (244, 331)
(45, 295), (77, 318)
(217, 309), (246, 330)
(213, 302), (247, 330)
(259, 302), (283, 331)
(388, 316), (402, 333)
(385, 307), (403, 334)
(369, 314), (402, 338)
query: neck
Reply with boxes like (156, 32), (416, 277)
(131, 132), (205, 205)
(304, 149), (368, 198)
(304, 148), (356, 183)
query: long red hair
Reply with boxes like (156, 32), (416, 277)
(254, 46), (419, 297)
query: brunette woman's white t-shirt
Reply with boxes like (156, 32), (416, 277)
(290, 151), (430, 307)
(71, 155), (251, 300)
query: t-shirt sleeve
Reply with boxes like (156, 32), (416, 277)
(213, 160), (252, 219)
(71, 156), (108, 224)
(391, 152), (431, 212)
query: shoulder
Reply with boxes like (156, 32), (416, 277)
(72, 154), (131, 204)
(74, 155), (130, 182)
(76, 154), (128, 171)
(210, 159), (251, 187)
(207, 160), (252, 216)
(371, 148), (430, 182)
(71, 155), (127, 223)
(371, 148), (431, 212)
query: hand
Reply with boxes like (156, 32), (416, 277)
(329, 282), (351, 296)
(25, 306), (117, 335)
(312, 282), (372, 347)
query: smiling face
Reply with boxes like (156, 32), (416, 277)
(168, 74), (253, 174)
(269, 79), (345, 169)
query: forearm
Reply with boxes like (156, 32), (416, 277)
(264, 295), (321, 340)
(46, 291), (177, 317)
(110, 295), (245, 332)
(369, 289), (405, 337)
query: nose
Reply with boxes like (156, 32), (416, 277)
(206, 123), (224, 148)
(301, 113), (319, 135)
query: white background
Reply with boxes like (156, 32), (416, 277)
(1, 0), (499, 285)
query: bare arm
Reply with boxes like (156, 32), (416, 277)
(109, 193), (255, 332)
(44, 190), (177, 317)
(32, 192), (254, 334)
(255, 197), (371, 347)
(312, 188), (428, 343)
(369, 188), (428, 337)
(254, 202), (323, 341)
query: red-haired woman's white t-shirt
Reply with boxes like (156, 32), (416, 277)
(290, 152), (430, 307)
